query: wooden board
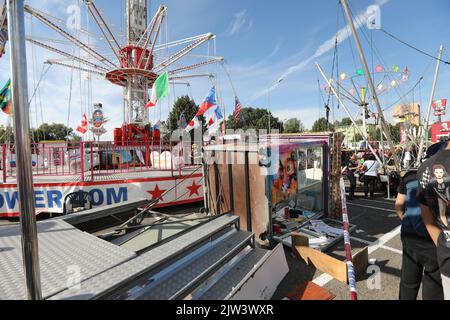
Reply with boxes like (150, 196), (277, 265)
(286, 281), (335, 300)
(206, 149), (270, 244)
(249, 163), (270, 243)
(292, 233), (368, 284)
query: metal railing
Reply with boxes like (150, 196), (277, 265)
(1, 141), (200, 183)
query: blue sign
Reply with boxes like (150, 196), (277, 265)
(0, 187), (128, 210)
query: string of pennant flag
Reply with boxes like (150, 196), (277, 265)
(325, 65), (410, 97)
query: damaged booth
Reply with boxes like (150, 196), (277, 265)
(204, 136), (342, 248)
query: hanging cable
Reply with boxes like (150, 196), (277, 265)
(66, 52), (76, 142)
(222, 61), (238, 98)
(334, 0), (340, 122)
(347, 3), (413, 110)
(28, 63), (52, 107)
(382, 76), (424, 112)
(380, 28), (449, 65)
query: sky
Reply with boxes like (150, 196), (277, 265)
(1, 0), (450, 140)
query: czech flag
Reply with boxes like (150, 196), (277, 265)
(196, 86), (217, 116)
(207, 106), (223, 128)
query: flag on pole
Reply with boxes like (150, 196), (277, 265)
(402, 66), (409, 81)
(196, 86), (217, 116)
(377, 82), (383, 92)
(76, 113), (88, 134)
(186, 86), (218, 131)
(186, 116), (200, 132)
(0, 79), (12, 115)
(207, 106), (223, 129)
(152, 120), (161, 131)
(233, 96), (242, 123)
(146, 72), (169, 108)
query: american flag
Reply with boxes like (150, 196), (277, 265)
(233, 96), (242, 122)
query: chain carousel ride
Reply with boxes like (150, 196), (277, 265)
(0, 0), (224, 217)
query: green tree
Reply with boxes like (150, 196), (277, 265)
(311, 117), (332, 132)
(335, 117), (352, 127)
(0, 125), (14, 144)
(167, 95), (202, 132)
(334, 117), (363, 128)
(283, 118), (304, 133)
(31, 123), (73, 142)
(225, 107), (283, 132)
(69, 134), (82, 142)
(366, 123), (402, 144)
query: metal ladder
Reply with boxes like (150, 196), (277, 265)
(105, 214), (271, 300)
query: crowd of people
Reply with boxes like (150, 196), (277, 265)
(343, 140), (450, 300)
(341, 149), (395, 200)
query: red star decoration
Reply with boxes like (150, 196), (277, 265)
(146, 184), (166, 201)
(186, 180), (201, 197)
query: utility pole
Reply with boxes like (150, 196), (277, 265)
(416, 45), (443, 165)
(341, 0), (400, 170)
(7, 0), (42, 299)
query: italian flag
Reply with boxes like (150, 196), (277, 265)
(146, 72), (169, 108)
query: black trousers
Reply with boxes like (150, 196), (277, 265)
(399, 233), (444, 300)
(363, 175), (377, 197)
(346, 171), (356, 197)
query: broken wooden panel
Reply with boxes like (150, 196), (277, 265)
(292, 233), (369, 284)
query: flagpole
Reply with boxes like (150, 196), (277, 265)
(416, 44), (443, 166)
(7, 0), (42, 300)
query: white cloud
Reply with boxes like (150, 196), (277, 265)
(253, 0), (391, 100)
(227, 9), (250, 36)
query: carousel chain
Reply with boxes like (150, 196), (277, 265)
(26, 38), (108, 72)
(24, 4), (117, 69)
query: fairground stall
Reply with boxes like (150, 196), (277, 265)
(202, 133), (354, 249)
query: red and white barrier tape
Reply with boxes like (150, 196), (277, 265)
(339, 176), (358, 300)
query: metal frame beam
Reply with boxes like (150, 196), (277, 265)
(317, 62), (383, 166)
(83, 0), (121, 61)
(143, 6), (166, 70)
(24, 4), (116, 69)
(153, 33), (214, 72)
(169, 73), (214, 81)
(168, 58), (223, 75)
(45, 59), (106, 76)
(341, 0), (399, 170)
(27, 38), (108, 72)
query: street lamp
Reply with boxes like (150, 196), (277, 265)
(267, 78), (284, 133)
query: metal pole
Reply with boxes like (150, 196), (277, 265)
(416, 45), (443, 166)
(341, 0), (400, 170)
(90, 141), (94, 181)
(316, 63), (383, 165)
(379, 119), (384, 160)
(2, 144), (6, 183)
(362, 105), (367, 141)
(80, 142), (84, 180)
(7, 0), (42, 300)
